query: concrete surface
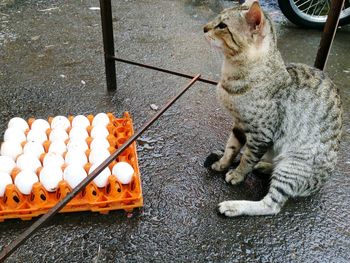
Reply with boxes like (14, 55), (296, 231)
(0, 0), (349, 262)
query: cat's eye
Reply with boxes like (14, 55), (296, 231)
(217, 22), (227, 29)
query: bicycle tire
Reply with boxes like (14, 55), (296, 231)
(278, 0), (350, 29)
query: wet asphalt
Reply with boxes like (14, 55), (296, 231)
(0, 0), (349, 262)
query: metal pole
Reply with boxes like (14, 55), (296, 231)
(314, 0), (345, 70)
(0, 75), (201, 262)
(100, 0), (117, 91)
(112, 56), (218, 86)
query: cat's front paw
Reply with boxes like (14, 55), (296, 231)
(211, 161), (227, 172)
(204, 150), (223, 169)
(225, 169), (245, 185)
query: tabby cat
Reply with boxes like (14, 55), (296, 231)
(203, 1), (342, 216)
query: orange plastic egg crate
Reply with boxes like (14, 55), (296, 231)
(0, 112), (143, 222)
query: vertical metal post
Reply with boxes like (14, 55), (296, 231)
(314, 0), (345, 71)
(100, 0), (117, 91)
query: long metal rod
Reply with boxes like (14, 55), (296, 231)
(100, 0), (117, 91)
(314, 0), (345, 70)
(0, 75), (201, 262)
(112, 56), (218, 86)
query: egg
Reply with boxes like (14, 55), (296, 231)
(1, 141), (22, 160)
(4, 128), (26, 143)
(49, 129), (69, 142)
(65, 150), (87, 167)
(90, 125), (109, 139)
(16, 154), (42, 172)
(90, 137), (110, 150)
(72, 115), (90, 129)
(31, 119), (50, 132)
(89, 148), (110, 165)
(43, 152), (65, 167)
(0, 172), (13, 197)
(66, 139), (88, 152)
(51, 116), (70, 130)
(69, 127), (89, 141)
(63, 164), (87, 189)
(89, 164), (111, 188)
(8, 117), (29, 132)
(0, 156), (16, 174)
(112, 162), (134, 184)
(39, 166), (63, 192)
(48, 141), (67, 155)
(23, 142), (45, 158)
(92, 113), (109, 127)
(14, 170), (39, 195)
(27, 129), (47, 144)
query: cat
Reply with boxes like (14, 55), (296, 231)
(203, 1), (342, 216)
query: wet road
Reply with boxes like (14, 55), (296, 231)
(0, 0), (349, 262)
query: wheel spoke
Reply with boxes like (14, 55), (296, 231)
(297, 0), (314, 9)
(300, 0), (327, 15)
(303, 0), (315, 14)
(316, 1), (327, 16)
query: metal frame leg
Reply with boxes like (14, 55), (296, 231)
(100, 0), (117, 91)
(314, 0), (345, 71)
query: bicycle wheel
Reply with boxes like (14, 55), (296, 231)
(278, 0), (350, 29)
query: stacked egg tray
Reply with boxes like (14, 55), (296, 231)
(0, 112), (143, 222)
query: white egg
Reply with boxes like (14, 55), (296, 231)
(14, 170), (39, 195)
(65, 150), (87, 167)
(0, 141), (22, 160)
(48, 141), (67, 155)
(69, 127), (89, 140)
(27, 129), (47, 144)
(89, 148), (110, 165)
(90, 137), (110, 150)
(39, 166), (63, 192)
(112, 162), (134, 184)
(16, 154), (42, 172)
(63, 164), (87, 189)
(0, 156), (16, 174)
(4, 128), (26, 143)
(90, 125), (109, 139)
(51, 116), (70, 130)
(66, 139), (88, 152)
(49, 129), (69, 142)
(0, 172), (13, 197)
(43, 152), (65, 167)
(31, 119), (50, 132)
(92, 113), (109, 127)
(23, 142), (45, 158)
(72, 115), (90, 129)
(89, 164), (111, 188)
(8, 117), (29, 132)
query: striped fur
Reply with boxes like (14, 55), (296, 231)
(203, 1), (342, 216)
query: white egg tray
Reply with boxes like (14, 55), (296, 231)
(0, 112), (143, 222)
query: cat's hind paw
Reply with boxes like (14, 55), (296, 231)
(203, 150), (223, 169)
(217, 201), (241, 217)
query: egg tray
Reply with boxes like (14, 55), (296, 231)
(0, 112), (143, 222)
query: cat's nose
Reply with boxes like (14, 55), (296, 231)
(203, 26), (209, 33)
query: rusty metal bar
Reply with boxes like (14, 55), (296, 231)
(0, 75), (201, 262)
(112, 56), (218, 86)
(100, 0), (117, 91)
(314, 0), (345, 70)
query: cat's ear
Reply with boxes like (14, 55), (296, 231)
(245, 1), (264, 32)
